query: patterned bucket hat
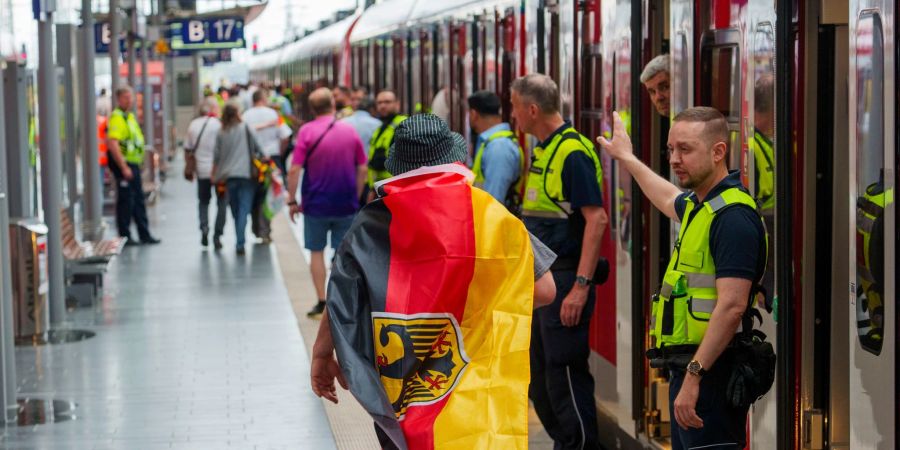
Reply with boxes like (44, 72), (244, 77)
(385, 114), (468, 175)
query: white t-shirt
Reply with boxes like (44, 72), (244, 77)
(185, 116), (222, 179)
(242, 106), (283, 157)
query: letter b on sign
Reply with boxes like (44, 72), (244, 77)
(188, 20), (204, 42)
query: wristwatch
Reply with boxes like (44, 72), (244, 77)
(686, 359), (707, 377)
(575, 275), (593, 287)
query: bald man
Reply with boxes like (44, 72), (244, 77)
(287, 88), (368, 318)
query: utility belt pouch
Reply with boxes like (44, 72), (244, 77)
(725, 332), (776, 408)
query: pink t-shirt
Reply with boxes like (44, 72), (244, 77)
(293, 115), (367, 216)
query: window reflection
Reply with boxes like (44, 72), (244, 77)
(855, 12), (886, 356)
(752, 23), (777, 311)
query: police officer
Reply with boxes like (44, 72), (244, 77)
(598, 107), (766, 449)
(107, 86), (160, 245)
(510, 73), (608, 450)
(468, 90), (524, 211)
(366, 90), (407, 202)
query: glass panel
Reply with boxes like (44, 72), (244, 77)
(855, 12), (886, 356)
(751, 20), (777, 340)
(708, 46), (738, 116)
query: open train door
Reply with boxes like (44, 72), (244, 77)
(848, 1), (896, 448)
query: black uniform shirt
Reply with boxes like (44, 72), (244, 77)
(524, 122), (603, 260)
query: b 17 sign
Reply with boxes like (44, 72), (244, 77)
(168, 17), (245, 51)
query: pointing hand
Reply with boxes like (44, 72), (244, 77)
(596, 112), (633, 161)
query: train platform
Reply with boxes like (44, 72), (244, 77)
(0, 160), (552, 449)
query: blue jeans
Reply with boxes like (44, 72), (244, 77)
(226, 178), (256, 249)
(303, 215), (354, 251)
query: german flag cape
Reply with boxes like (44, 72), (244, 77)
(327, 164), (534, 449)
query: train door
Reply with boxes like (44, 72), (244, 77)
(848, 2), (896, 448)
(419, 28), (432, 113)
(498, 7), (517, 124)
(743, 2), (778, 448)
(448, 22), (468, 134)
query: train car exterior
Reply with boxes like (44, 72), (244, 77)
(246, 1), (898, 448)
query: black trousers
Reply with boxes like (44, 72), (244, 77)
(529, 270), (599, 450)
(197, 178), (227, 237)
(108, 162), (152, 240)
(668, 363), (750, 450)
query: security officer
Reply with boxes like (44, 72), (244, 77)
(641, 54), (670, 118)
(366, 90), (407, 202)
(468, 90), (524, 212)
(598, 107), (766, 450)
(107, 86), (160, 245)
(510, 73), (608, 450)
(750, 74), (775, 214)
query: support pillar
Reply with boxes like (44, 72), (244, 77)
(79, 0), (103, 241)
(0, 34), (19, 426)
(109, 0), (120, 97)
(37, 12), (66, 326)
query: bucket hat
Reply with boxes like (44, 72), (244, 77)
(385, 114), (468, 175)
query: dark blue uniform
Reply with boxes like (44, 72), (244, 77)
(524, 123), (603, 450)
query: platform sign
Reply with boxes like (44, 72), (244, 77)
(168, 17), (245, 51)
(94, 22), (126, 54)
(201, 49), (232, 66)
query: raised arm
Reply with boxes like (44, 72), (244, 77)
(597, 112), (682, 221)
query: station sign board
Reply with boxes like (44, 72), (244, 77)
(94, 22), (126, 54)
(168, 17), (245, 51)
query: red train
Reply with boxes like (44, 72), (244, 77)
(248, 1), (897, 448)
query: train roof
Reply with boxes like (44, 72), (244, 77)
(349, 0), (418, 42)
(281, 13), (360, 63)
(408, 0), (515, 23)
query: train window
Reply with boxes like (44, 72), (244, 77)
(854, 11), (886, 356)
(672, 31), (690, 115)
(700, 29), (741, 166)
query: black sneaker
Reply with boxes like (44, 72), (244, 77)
(213, 235), (223, 250)
(141, 237), (162, 245)
(236, 246), (246, 256)
(307, 301), (326, 318)
(201, 234), (209, 247)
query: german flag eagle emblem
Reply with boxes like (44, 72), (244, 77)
(373, 313), (470, 419)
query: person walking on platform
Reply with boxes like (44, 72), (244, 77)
(107, 86), (161, 245)
(287, 88), (368, 318)
(341, 96), (381, 155)
(366, 90), (407, 202)
(211, 102), (264, 255)
(510, 73), (608, 450)
(308, 113), (558, 449)
(243, 89), (290, 244)
(598, 107), (769, 450)
(184, 97), (227, 250)
(468, 90), (525, 212)
(333, 86), (355, 120)
(96, 87), (111, 117)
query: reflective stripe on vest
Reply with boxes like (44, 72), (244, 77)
(650, 186), (765, 348)
(521, 127), (603, 219)
(750, 131), (775, 211)
(367, 114), (407, 187)
(111, 109), (145, 164)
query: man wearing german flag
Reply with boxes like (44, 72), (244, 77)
(310, 114), (558, 449)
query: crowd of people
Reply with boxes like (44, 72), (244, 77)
(177, 58), (770, 449)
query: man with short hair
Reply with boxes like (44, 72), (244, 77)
(309, 113), (558, 449)
(510, 73), (607, 450)
(107, 86), (160, 245)
(366, 90), (407, 201)
(243, 89), (290, 243)
(334, 86), (354, 119)
(287, 88), (368, 318)
(641, 54), (670, 117)
(341, 96), (381, 159)
(350, 86), (368, 110)
(467, 90), (524, 212)
(598, 107), (767, 450)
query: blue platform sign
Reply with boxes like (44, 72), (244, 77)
(94, 22), (126, 54)
(168, 17), (245, 51)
